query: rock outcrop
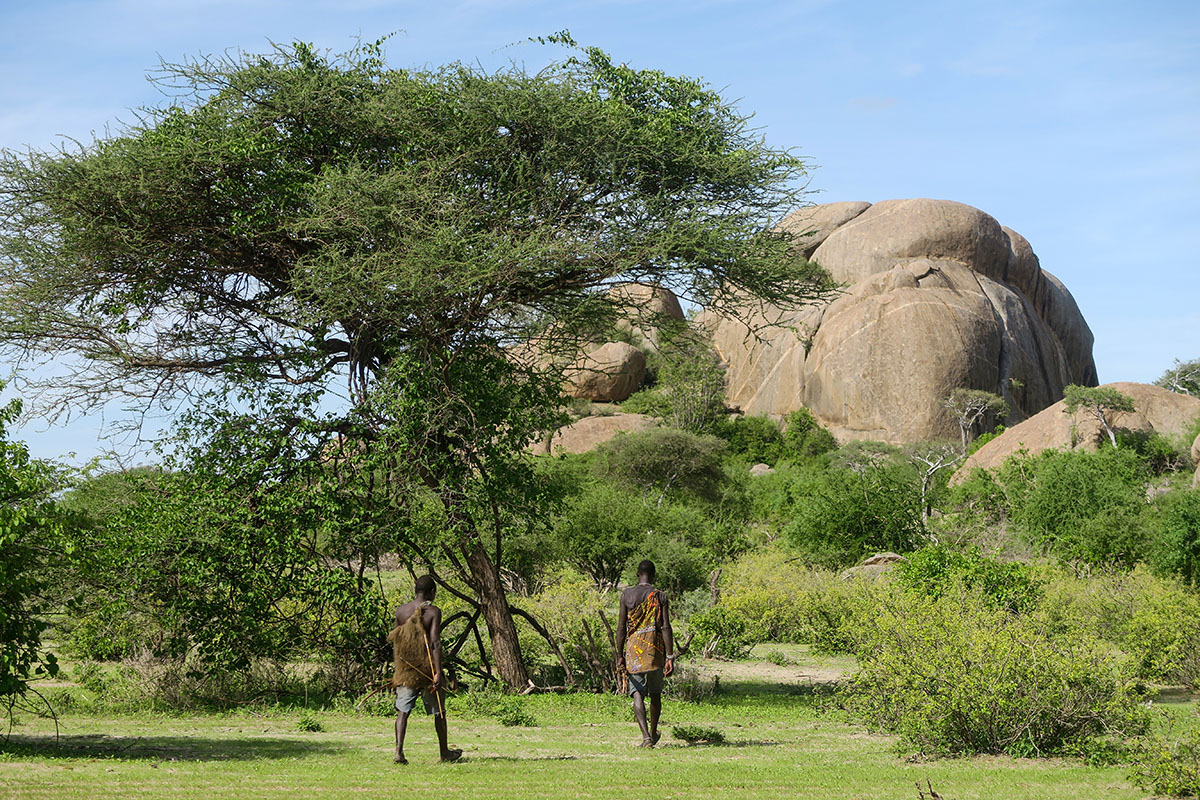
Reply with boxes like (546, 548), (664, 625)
(563, 341), (646, 402)
(705, 199), (1098, 444)
(1193, 432), (1200, 488)
(955, 382), (1200, 479)
(608, 282), (686, 349)
(531, 412), (655, 455)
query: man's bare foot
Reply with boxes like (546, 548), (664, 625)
(639, 737), (654, 748)
(440, 748), (463, 763)
(393, 755), (408, 764)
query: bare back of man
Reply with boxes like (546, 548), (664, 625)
(390, 575), (462, 764)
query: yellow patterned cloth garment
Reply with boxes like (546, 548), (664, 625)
(624, 590), (666, 674)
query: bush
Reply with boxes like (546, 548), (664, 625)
(843, 582), (1149, 757)
(672, 724), (725, 744)
(687, 605), (757, 659)
(1039, 566), (1200, 688)
(1149, 488), (1200, 587)
(66, 602), (163, 661)
(783, 458), (926, 568)
(0, 394), (69, 716)
(781, 408), (838, 460)
(895, 545), (1042, 613)
(764, 649), (792, 666)
(596, 428), (728, 507)
(297, 712), (324, 732)
(713, 415), (785, 465)
(703, 548), (879, 655)
(1130, 727), (1200, 797)
(1001, 447), (1151, 566)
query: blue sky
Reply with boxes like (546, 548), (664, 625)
(1, 0), (1197, 461)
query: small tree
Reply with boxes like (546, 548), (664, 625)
(1063, 384), (1135, 449)
(943, 389), (1008, 455)
(654, 331), (729, 433)
(904, 440), (963, 523)
(552, 482), (647, 590)
(1157, 358), (1200, 397)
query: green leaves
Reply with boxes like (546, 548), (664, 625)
(0, 392), (69, 712)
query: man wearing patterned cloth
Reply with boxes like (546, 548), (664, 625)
(616, 559), (677, 747)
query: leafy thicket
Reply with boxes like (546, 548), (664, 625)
(0, 394), (69, 722)
(844, 582), (1149, 757)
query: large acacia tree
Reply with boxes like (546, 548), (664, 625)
(0, 36), (831, 687)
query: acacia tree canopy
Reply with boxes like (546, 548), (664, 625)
(0, 37), (834, 688)
(0, 37), (831, 410)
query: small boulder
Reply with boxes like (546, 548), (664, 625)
(608, 283), (686, 349)
(749, 463), (776, 477)
(563, 342), (646, 402)
(840, 552), (907, 581)
(537, 413), (656, 455)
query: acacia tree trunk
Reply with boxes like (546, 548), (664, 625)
(464, 543), (530, 689)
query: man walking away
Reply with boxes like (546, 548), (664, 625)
(388, 575), (463, 763)
(616, 560), (676, 747)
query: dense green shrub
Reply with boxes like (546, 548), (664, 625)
(551, 482), (649, 589)
(687, 605), (757, 658)
(713, 415), (786, 465)
(0, 394), (69, 716)
(843, 582), (1149, 757)
(896, 545), (1042, 613)
(701, 549), (879, 654)
(1039, 566), (1200, 688)
(1130, 727), (1200, 797)
(66, 602), (163, 661)
(783, 458), (925, 568)
(596, 428), (729, 507)
(672, 724), (725, 744)
(1148, 488), (1200, 587)
(993, 446), (1153, 566)
(781, 408), (838, 460)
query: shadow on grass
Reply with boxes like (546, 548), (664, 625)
(462, 755), (581, 762)
(0, 733), (344, 762)
(671, 740), (782, 748)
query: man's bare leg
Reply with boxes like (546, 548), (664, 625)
(434, 713), (462, 762)
(631, 691), (653, 745)
(648, 695), (662, 745)
(394, 711), (410, 764)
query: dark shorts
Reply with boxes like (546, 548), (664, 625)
(395, 685), (441, 717)
(627, 669), (664, 697)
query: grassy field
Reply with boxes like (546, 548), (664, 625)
(0, 645), (1186, 800)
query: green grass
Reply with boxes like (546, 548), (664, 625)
(1, 688), (1174, 799)
(3, 647), (1194, 799)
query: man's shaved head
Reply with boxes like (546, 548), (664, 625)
(637, 560), (656, 582)
(414, 575), (436, 596)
